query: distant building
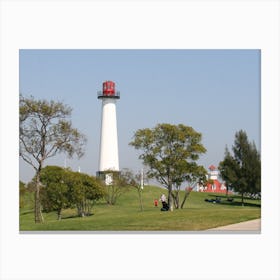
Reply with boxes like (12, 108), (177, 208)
(195, 165), (231, 194)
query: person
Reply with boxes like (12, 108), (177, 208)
(154, 199), (158, 207)
(160, 193), (166, 203)
(159, 194), (169, 211)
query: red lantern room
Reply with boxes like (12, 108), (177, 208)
(98, 80), (120, 99)
(103, 81), (115, 95)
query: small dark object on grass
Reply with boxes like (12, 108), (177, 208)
(205, 198), (221, 203)
(161, 201), (169, 211)
(215, 197), (221, 203)
(227, 197), (234, 202)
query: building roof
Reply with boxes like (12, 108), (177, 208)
(209, 165), (216, 171)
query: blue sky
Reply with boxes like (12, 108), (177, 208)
(19, 49), (260, 183)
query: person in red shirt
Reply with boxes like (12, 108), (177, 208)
(154, 199), (158, 207)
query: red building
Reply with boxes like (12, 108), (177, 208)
(196, 165), (230, 194)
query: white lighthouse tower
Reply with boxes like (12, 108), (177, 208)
(97, 81), (120, 179)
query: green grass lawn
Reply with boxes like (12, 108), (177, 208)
(20, 185), (261, 231)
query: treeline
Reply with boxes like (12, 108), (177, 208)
(20, 166), (145, 221)
(21, 166), (105, 220)
(218, 130), (261, 205)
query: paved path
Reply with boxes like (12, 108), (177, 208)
(207, 218), (261, 231)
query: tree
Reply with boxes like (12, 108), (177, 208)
(102, 171), (130, 205)
(40, 166), (105, 219)
(19, 95), (86, 223)
(218, 146), (237, 196)
(67, 171), (105, 217)
(120, 168), (148, 211)
(40, 166), (71, 220)
(130, 123), (207, 210)
(245, 142), (261, 195)
(219, 130), (261, 205)
(133, 169), (148, 212)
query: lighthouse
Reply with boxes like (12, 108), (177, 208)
(97, 81), (120, 180)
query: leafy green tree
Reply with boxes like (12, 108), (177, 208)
(245, 142), (261, 195)
(219, 130), (261, 205)
(39, 166), (104, 219)
(40, 166), (71, 220)
(67, 171), (105, 217)
(130, 123), (207, 210)
(19, 95), (86, 223)
(218, 146), (237, 196)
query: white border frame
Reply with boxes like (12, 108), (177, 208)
(1, 1), (279, 279)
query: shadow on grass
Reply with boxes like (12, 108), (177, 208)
(20, 210), (34, 215)
(218, 201), (261, 208)
(206, 194), (261, 208)
(62, 213), (94, 220)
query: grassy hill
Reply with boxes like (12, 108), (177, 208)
(20, 185), (261, 231)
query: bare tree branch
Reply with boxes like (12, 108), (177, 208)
(19, 95), (87, 223)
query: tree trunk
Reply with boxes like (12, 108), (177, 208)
(180, 188), (192, 209)
(34, 170), (43, 223)
(138, 189), (143, 211)
(241, 192), (244, 206)
(168, 185), (173, 211)
(79, 204), (85, 217)
(57, 208), (62, 220)
(180, 192), (188, 209)
(171, 192), (179, 209)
